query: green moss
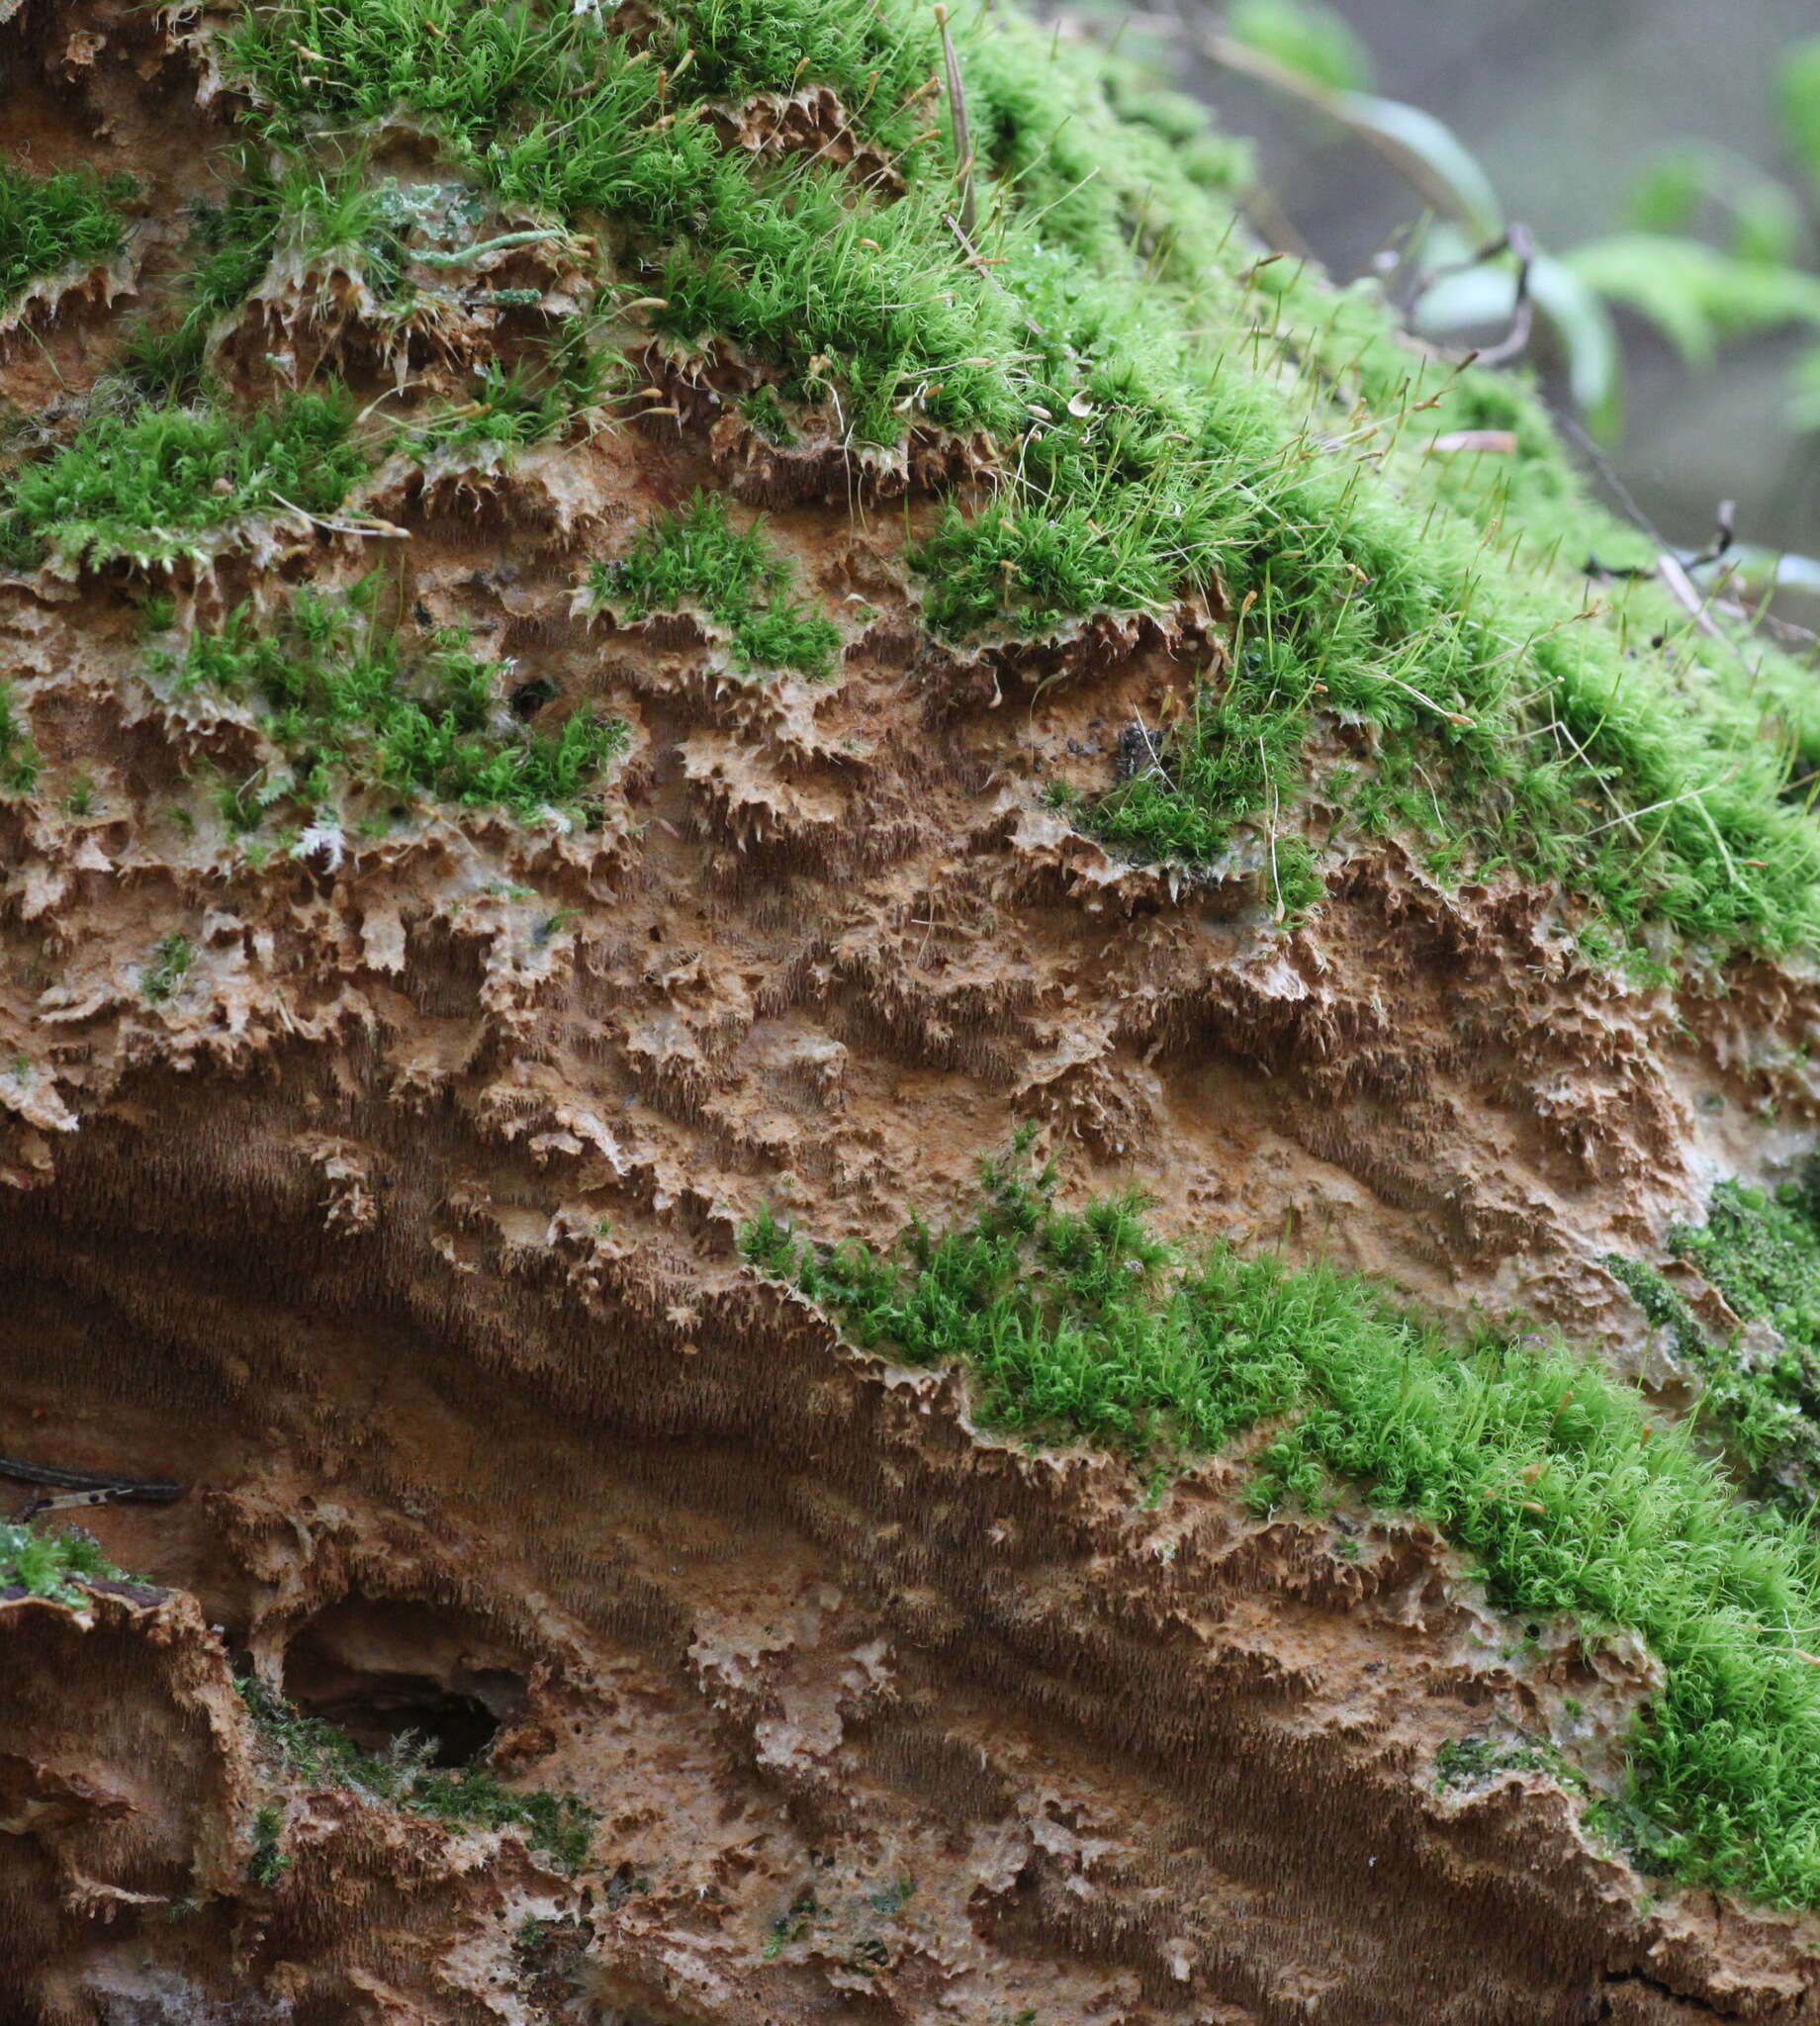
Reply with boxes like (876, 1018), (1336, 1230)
(0, 390), (367, 573)
(1434, 1733), (1590, 1796)
(1612, 1170), (1820, 1512)
(0, 682), (41, 795)
(909, 487), (1208, 642)
(125, 166), (288, 397)
(235, 1675), (595, 1871)
(127, 162), (514, 399)
(588, 492), (839, 679)
(0, 1520), (121, 1602)
(248, 1803), (291, 1886)
(762, 1885), (820, 1959)
(0, 164), (132, 310)
(152, 580), (627, 825)
(414, 362), (567, 462)
(1673, 1173), (1820, 1340)
(665, 0), (934, 110)
(866, 1874), (917, 1913)
(738, 385), (797, 446)
(414, 335), (618, 465)
(140, 932), (193, 1004)
(745, 1146), (1820, 1908)
(413, 1769), (595, 1871)
(209, 0), (1820, 955)
(1092, 638), (1317, 858)
(227, 0), (1009, 438)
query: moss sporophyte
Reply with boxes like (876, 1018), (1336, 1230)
(0, 0), (1803, 946)
(746, 1149), (1820, 1909)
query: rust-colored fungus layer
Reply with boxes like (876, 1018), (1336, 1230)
(7, 2), (1820, 2021)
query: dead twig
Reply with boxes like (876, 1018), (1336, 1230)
(934, 4), (975, 242)
(1582, 493), (1741, 643)
(1655, 549), (1726, 640)
(1468, 224), (1534, 369)
(1, 1452), (184, 1523)
(1196, 27), (1472, 225)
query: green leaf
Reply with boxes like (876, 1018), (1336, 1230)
(1730, 180), (1803, 266)
(1625, 142), (1804, 265)
(1565, 232), (1820, 367)
(1413, 253), (1623, 432)
(1528, 253), (1624, 430)
(1628, 147), (1707, 234)
(1776, 37), (1820, 200)
(1566, 234), (1719, 363)
(1336, 93), (1502, 234)
(1206, 30), (1498, 233)
(1410, 261), (1521, 338)
(1224, 0), (1373, 96)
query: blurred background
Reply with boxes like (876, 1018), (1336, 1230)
(1086, 0), (1820, 577)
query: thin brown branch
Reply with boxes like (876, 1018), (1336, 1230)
(1470, 224), (1535, 368)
